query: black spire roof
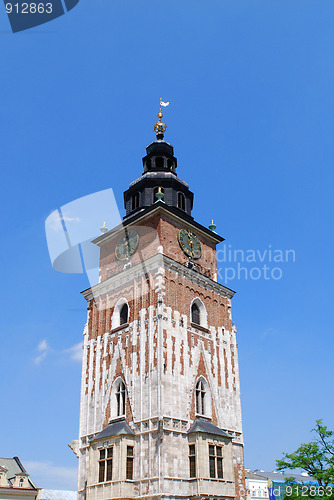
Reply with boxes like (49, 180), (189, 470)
(123, 109), (194, 219)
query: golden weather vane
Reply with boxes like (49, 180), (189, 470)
(154, 98), (170, 138)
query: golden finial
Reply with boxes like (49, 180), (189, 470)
(209, 219), (217, 232)
(100, 221), (108, 234)
(154, 98), (169, 139)
(155, 186), (165, 202)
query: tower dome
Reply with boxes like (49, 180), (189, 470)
(123, 105), (194, 218)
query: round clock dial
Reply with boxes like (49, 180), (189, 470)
(115, 229), (139, 261)
(178, 229), (202, 259)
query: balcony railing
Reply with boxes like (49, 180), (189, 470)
(183, 259), (211, 278)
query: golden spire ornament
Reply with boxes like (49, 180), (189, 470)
(154, 98), (169, 139)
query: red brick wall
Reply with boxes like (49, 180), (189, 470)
(234, 458), (246, 500)
(98, 208), (218, 282)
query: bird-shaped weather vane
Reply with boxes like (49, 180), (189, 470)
(154, 98), (170, 140)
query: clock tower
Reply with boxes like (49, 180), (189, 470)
(77, 107), (245, 500)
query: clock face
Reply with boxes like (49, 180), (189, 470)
(178, 229), (202, 259)
(115, 229), (139, 261)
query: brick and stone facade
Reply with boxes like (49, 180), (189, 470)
(77, 127), (245, 500)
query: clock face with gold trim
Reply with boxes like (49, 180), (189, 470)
(178, 229), (202, 259)
(115, 229), (139, 261)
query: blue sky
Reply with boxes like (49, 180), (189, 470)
(1, 0), (334, 490)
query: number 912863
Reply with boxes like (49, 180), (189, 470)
(5, 3), (53, 14)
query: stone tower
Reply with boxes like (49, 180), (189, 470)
(77, 107), (245, 500)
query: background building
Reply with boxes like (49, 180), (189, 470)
(245, 470), (317, 500)
(245, 470), (269, 500)
(0, 457), (38, 500)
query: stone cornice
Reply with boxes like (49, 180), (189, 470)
(82, 253), (235, 301)
(92, 203), (224, 246)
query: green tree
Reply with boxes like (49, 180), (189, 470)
(276, 419), (334, 488)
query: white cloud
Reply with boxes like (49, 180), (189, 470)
(38, 339), (48, 351)
(34, 339), (49, 364)
(65, 342), (83, 362)
(33, 340), (83, 365)
(24, 461), (77, 491)
(47, 210), (80, 233)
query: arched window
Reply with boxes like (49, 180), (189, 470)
(132, 192), (139, 211)
(190, 298), (208, 328)
(178, 192), (185, 211)
(155, 157), (164, 169)
(153, 186), (164, 203)
(167, 158), (173, 170)
(196, 380), (205, 414)
(111, 299), (129, 330)
(116, 380), (126, 416)
(120, 303), (128, 325)
(191, 302), (200, 325)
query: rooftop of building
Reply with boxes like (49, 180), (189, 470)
(39, 489), (77, 500)
(245, 469), (316, 483)
(0, 456), (37, 489)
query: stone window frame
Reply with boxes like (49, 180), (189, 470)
(108, 376), (127, 420)
(190, 297), (208, 329)
(126, 445), (134, 480)
(194, 376), (212, 418)
(188, 443), (196, 478)
(208, 443), (223, 479)
(98, 446), (113, 483)
(111, 298), (130, 330)
(115, 378), (126, 417)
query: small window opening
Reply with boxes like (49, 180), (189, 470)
(155, 157), (164, 169)
(120, 303), (128, 325)
(116, 381), (126, 416)
(126, 446), (134, 480)
(195, 380), (205, 414)
(178, 192), (186, 210)
(191, 302), (200, 325)
(167, 158), (173, 170)
(132, 192), (139, 210)
(189, 444), (196, 478)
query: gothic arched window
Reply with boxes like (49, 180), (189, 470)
(191, 302), (200, 325)
(120, 303), (129, 326)
(196, 380), (205, 415)
(116, 380), (126, 416)
(132, 192), (139, 211)
(178, 192), (185, 211)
